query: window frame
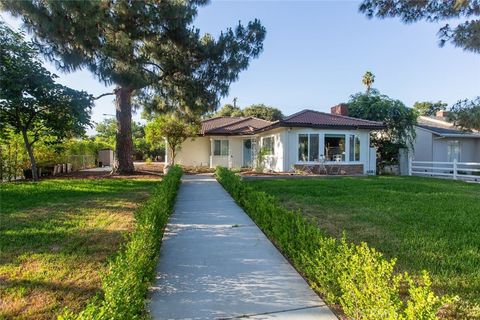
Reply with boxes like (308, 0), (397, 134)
(298, 133), (321, 162)
(262, 135), (275, 155)
(324, 133), (346, 162)
(349, 134), (361, 162)
(213, 139), (229, 156)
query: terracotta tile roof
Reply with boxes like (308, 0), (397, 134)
(200, 116), (273, 135)
(200, 109), (384, 135)
(277, 109), (384, 129)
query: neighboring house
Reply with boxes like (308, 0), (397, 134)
(167, 106), (384, 174)
(413, 111), (480, 163)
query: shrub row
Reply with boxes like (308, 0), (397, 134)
(60, 165), (183, 320)
(215, 167), (449, 320)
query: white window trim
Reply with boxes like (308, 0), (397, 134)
(297, 132), (362, 164)
(213, 139), (229, 157)
(261, 135), (275, 156)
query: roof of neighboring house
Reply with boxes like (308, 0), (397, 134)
(200, 116), (273, 135)
(200, 109), (385, 135)
(417, 116), (480, 138)
(271, 109), (385, 130)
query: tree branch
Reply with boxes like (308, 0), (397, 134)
(93, 92), (116, 100)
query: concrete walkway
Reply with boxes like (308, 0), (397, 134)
(148, 174), (337, 320)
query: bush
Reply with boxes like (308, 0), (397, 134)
(60, 166), (183, 320)
(215, 167), (450, 320)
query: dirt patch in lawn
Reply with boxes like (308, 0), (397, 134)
(0, 179), (157, 319)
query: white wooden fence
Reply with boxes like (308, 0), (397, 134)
(409, 159), (480, 182)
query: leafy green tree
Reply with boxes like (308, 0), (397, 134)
(94, 118), (117, 149)
(146, 115), (199, 165)
(413, 101), (448, 117)
(348, 90), (417, 165)
(362, 71), (375, 93)
(94, 118), (160, 160)
(359, 0), (480, 53)
(243, 104), (284, 121)
(448, 97), (480, 131)
(359, 1), (480, 131)
(0, 23), (93, 181)
(214, 104), (244, 117)
(2, 0), (266, 173)
(210, 103), (284, 121)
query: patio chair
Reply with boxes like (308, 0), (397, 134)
(299, 155), (314, 175)
(329, 155), (342, 175)
(316, 155), (328, 175)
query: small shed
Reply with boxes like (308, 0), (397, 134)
(98, 149), (114, 167)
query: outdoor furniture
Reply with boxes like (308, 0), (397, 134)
(315, 155), (328, 175)
(329, 155), (343, 175)
(299, 155), (314, 174)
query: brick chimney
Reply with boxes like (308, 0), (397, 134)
(436, 110), (449, 119)
(331, 103), (349, 116)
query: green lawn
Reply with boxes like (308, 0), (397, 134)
(0, 178), (158, 319)
(247, 176), (480, 312)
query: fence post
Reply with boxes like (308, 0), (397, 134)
(408, 155), (412, 176)
(453, 159), (457, 180)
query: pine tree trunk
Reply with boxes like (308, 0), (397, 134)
(21, 129), (38, 181)
(115, 86), (135, 174)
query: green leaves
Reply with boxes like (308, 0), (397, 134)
(145, 115), (199, 164)
(448, 97), (480, 131)
(216, 168), (448, 319)
(359, 0), (480, 54)
(0, 22), (93, 179)
(347, 90), (417, 164)
(60, 166), (183, 320)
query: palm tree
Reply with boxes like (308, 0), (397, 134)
(362, 71), (375, 93)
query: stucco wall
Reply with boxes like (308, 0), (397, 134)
(257, 128), (286, 172)
(173, 137), (210, 167)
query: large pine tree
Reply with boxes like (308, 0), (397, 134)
(1, 0), (266, 173)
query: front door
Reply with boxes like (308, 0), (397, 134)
(243, 139), (253, 167)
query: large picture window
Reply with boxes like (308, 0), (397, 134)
(213, 140), (229, 156)
(324, 134), (345, 161)
(298, 134), (320, 161)
(349, 134), (361, 162)
(262, 136), (275, 155)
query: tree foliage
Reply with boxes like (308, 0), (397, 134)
(0, 23), (93, 181)
(447, 97), (480, 131)
(145, 115), (199, 165)
(213, 104), (244, 117)
(413, 101), (448, 116)
(359, 0), (480, 54)
(94, 117), (164, 160)
(348, 90), (417, 165)
(210, 103), (284, 121)
(362, 71), (375, 93)
(1, 0), (266, 173)
(243, 104), (284, 121)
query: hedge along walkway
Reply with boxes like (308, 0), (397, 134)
(148, 174), (337, 319)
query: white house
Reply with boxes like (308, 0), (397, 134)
(413, 111), (480, 163)
(167, 106), (385, 175)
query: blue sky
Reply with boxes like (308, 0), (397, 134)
(2, 1), (479, 133)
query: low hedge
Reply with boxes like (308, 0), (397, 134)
(216, 167), (450, 320)
(60, 165), (183, 320)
